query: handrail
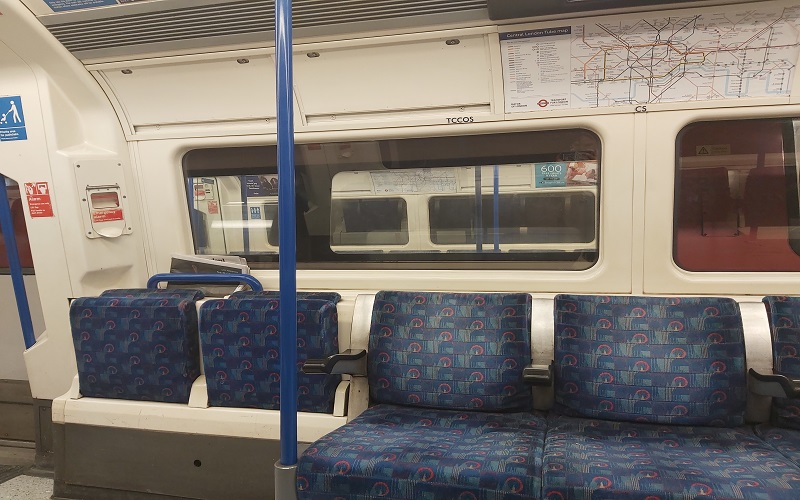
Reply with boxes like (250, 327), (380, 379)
(275, 0), (298, 471)
(146, 273), (263, 292)
(0, 176), (35, 349)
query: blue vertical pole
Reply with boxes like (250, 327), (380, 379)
(0, 177), (35, 349)
(275, 0), (298, 471)
(493, 165), (500, 252)
(474, 167), (482, 253)
(239, 176), (250, 254)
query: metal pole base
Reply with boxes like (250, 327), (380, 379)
(274, 461), (298, 500)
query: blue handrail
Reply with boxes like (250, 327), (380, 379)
(474, 167), (483, 253)
(0, 176), (36, 349)
(493, 165), (500, 252)
(275, 0), (299, 468)
(240, 176), (250, 254)
(146, 273), (263, 292)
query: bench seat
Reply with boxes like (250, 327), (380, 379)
(298, 404), (546, 499)
(544, 415), (800, 499)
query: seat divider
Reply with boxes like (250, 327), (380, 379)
(740, 301), (774, 423)
(532, 297), (555, 410)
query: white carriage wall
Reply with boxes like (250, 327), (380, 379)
(100, 23), (636, 294)
(0, 2), (148, 399)
(91, 0), (800, 298)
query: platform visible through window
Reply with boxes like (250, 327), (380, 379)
(183, 129), (601, 269)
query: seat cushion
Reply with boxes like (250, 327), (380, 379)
(543, 415), (800, 500)
(200, 296), (340, 412)
(763, 296), (800, 429)
(297, 404), (546, 499)
(70, 296), (200, 403)
(553, 294), (746, 426)
(756, 424), (800, 468)
(369, 291), (532, 411)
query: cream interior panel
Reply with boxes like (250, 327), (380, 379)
(294, 35), (493, 117)
(101, 55), (278, 126)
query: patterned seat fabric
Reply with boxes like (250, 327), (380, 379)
(553, 294), (746, 426)
(763, 296), (800, 429)
(199, 297), (340, 412)
(543, 415), (800, 500)
(369, 291), (533, 411)
(70, 296), (201, 403)
(297, 404), (546, 500)
(100, 288), (205, 301)
(756, 425), (800, 468)
(231, 290), (341, 303)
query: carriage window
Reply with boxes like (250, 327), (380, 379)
(183, 129), (601, 269)
(674, 118), (800, 271)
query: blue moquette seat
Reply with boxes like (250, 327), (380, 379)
(543, 294), (800, 499)
(297, 291), (546, 499)
(199, 295), (341, 412)
(69, 294), (201, 403)
(756, 296), (800, 468)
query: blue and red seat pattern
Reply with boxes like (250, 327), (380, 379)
(199, 296), (341, 412)
(541, 294), (800, 499)
(297, 291), (543, 499)
(762, 296), (800, 430)
(69, 294), (200, 403)
(552, 294), (746, 426)
(298, 404), (546, 500)
(368, 291), (533, 412)
(544, 415), (800, 500)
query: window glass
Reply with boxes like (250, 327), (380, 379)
(674, 118), (800, 271)
(429, 191), (595, 246)
(184, 129), (601, 269)
(331, 198), (408, 247)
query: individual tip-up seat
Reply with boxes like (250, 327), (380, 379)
(199, 293), (341, 412)
(753, 296), (800, 467)
(543, 294), (800, 499)
(297, 291), (547, 499)
(69, 289), (204, 403)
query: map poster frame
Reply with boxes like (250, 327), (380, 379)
(500, 4), (800, 112)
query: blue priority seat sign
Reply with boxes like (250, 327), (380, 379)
(0, 96), (27, 142)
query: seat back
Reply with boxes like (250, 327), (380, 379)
(199, 296), (340, 412)
(368, 291), (532, 411)
(70, 295), (201, 403)
(553, 294), (746, 426)
(763, 296), (800, 429)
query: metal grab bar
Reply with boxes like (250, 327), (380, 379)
(0, 176), (35, 349)
(146, 273), (263, 292)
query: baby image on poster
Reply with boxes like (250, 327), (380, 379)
(566, 161), (598, 185)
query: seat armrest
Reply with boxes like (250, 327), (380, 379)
(303, 349), (367, 375)
(523, 362), (553, 386)
(749, 368), (800, 398)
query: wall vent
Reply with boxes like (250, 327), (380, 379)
(44, 0), (488, 60)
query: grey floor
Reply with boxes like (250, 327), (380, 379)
(0, 445), (52, 499)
